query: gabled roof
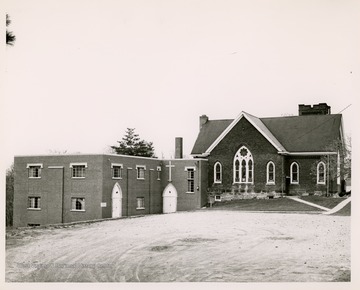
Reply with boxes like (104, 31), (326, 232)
(191, 112), (343, 156)
(261, 114), (342, 152)
(191, 119), (232, 155)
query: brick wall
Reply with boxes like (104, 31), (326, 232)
(207, 117), (283, 199)
(13, 154), (207, 227)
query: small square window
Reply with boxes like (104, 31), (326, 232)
(71, 198), (85, 211)
(28, 197), (41, 209)
(136, 197), (145, 209)
(27, 164), (43, 178)
(112, 164), (123, 179)
(72, 165), (86, 178)
(214, 195), (222, 201)
(136, 166), (146, 179)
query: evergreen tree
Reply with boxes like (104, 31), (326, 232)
(111, 128), (156, 158)
(6, 164), (14, 227)
(6, 14), (16, 46)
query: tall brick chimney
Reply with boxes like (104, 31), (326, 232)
(199, 115), (209, 130)
(175, 137), (183, 159)
(298, 103), (331, 116)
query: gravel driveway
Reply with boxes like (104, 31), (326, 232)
(6, 210), (350, 282)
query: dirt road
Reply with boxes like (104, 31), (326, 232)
(6, 211), (350, 282)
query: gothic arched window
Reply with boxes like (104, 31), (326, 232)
(317, 162), (326, 184)
(233, 146), (254, 184)
(290, 162), (299, 184)
(266, 161), (275, 184)
(214, 162), (222, 184)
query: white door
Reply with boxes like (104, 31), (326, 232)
(163, 183), (177, 213)
(112, 183), (122, 218)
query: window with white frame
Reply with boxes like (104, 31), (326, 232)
(27, 164), (43, 178)
(71, 197), (85, 211)
(186, 167), (195, 193)
(136, 165), (146, 179)
(111, 163), (123, 179)
(317, 162), (326, 184)
(156, 166), (161, 180)
(28, 197), (41, 209)
(233, 146), (254, 183)
(70, 163), (87, 178)
(136, 197), (145, 209)
(214, 162), (222, 183)
(290, 162), (299, 184)
(266, 161), (275, 184)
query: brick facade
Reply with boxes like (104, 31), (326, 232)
(204, 117), (340, 200)
(13, 154), (208, 227)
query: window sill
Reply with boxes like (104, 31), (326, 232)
(186, 191), (195, 194)
(317, 182), (326, 185)
(136, 207), (145, 210)
(27, 208), (41, 211)
(214, 181), (222, 184)
(112, 177), (122, 180)
(290, 182), (299, 185)
(72, 177), (86, 179)
(137, 178), (145, 180)
(266, 182), (275, 185)
(29, 177), (41, 179)
(70, 210), (86, 212)
(233, 182), (254, 185)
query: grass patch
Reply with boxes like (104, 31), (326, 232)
(209, 198), (322, 212)
(331, 202), (351, 216)
(300, 196), (347, 209)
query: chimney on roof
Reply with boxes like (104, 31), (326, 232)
(199, 115), (208, 130)
(175, 137), (183, 159)
(298, 103), (331, 116)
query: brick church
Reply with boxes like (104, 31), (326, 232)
(13, 103), (346, 227)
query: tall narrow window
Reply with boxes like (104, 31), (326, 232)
(233, 146), (254, 183)
(214, 162), (222, 183)
(71, 198), (85, 211)
(187, 168), (195, 193)
(317, 162), (326, 184)
(266, 162), (275, 184)
(248, 160), (253, 182)
(136, 165), (146, 179)
(28, 197), (41, 209)
(235, 160), (240, 182)
(290, 162), (299, 184)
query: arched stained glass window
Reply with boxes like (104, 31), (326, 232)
(233, 146), (254, 184)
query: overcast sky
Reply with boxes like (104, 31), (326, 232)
(2, 0), (359, 168)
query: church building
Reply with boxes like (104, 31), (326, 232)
(191, 103), (345, 200)
(13, 103), (346, 227)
